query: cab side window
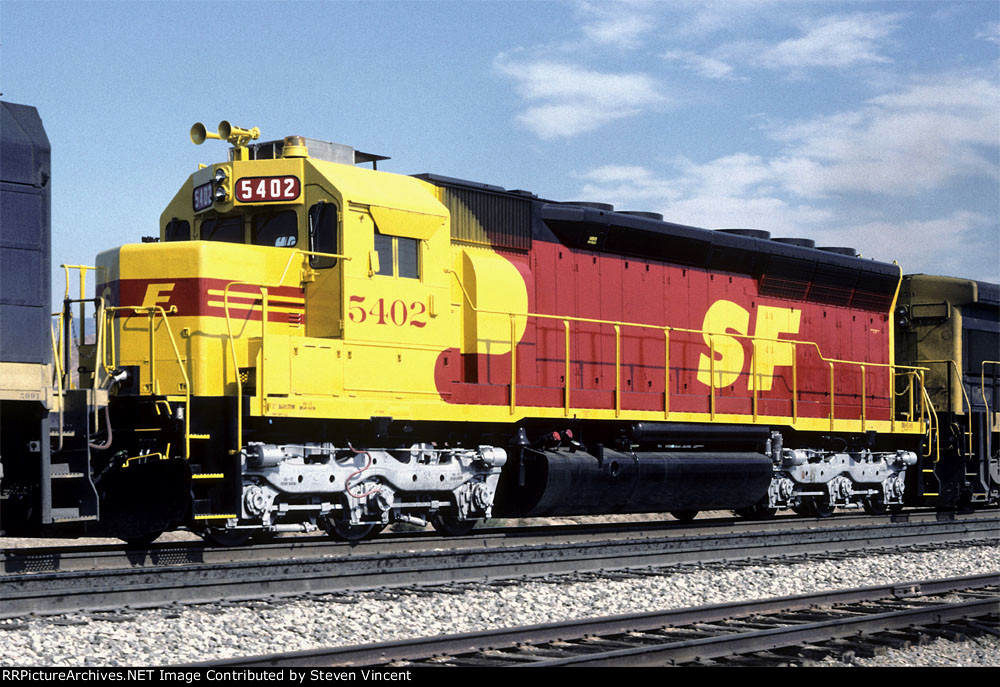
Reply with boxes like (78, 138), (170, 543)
(397, 237), (419, 279)
(309, 202), (338, 268)
(373, 229), (419, 280)
(373, 231), (393, 276)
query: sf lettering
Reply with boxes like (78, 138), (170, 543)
(697, 300), (801, 391)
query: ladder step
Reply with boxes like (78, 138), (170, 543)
(193, 513), (237, 521)
(189, 434), (211, 440)
(50, 508), (98, 523)
(191, 473), (225, 480)
(49, 463), (85, 479)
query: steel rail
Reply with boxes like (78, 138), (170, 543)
(3, 509), (993, 575)
(198, 573), (999, 668)
(2, 513), (996, 619)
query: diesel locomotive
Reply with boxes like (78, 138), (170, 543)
(1, 102), (997, 544)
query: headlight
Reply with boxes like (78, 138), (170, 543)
(214, 185), (229, 202)
(214, 168), (228, 184)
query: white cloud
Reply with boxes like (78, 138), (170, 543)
(820, 211), (997, 279)
(575, 157), (833, 232)
(578, 1), (657, 49)
(570, 74), (999, 275)
(574, 73), (999, 206)
(670, 0), (782, 38)
(976, 20), (1000, 45)
(663, 50), (738, 80)
(756, 13), (900, 69)
(495, 59), (668, 139)
(663, 11), (901, 81)
(769, 75), (1000, 197)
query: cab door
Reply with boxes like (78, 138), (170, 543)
(303, 185), (342, 338)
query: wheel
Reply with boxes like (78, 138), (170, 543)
(322, 516), (385, 542)
(252, 530), (279, 544)
(734, 503), (776, 520)
(862, 497), (887, 515)
(791, 503), (812, 516)
(429, 512), (478, 536)
(120, 531), (162, 548)
(670, 510), (699, 522)
(810, 499), (835, 518)
(202, 528), (252, 547)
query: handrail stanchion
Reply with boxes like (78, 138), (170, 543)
(563, 319), (571, 417)
(829, 361), (836, 430)
(510, 314), (517, 415)
(663, 329), (670, 419)
(792, 342), (798, 423)
(861, 365), (866, 432)
(614, 325), (622, 418)
(148, 308), (157, 395)
(709, 336), (716, 420)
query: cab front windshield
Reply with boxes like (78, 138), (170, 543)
(198, 209), (298, 247)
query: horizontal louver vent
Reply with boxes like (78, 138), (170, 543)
(808, 263), (858, 306)
(760, 255), (813, 300)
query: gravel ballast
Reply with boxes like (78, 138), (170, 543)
(1, 542), (996, 667)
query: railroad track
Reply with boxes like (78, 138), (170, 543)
(200, 573), (1000, 668)
(1, 511), (996, 618)
(3, 509), (991, 574)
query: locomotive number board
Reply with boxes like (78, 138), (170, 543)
(193, 181), (214, 212)
(236, 175), (301, 203)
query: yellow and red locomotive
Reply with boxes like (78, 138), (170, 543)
(1, 110), (997, 543)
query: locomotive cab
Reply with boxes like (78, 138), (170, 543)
(101, 129), (455, 402)
(93, 124), (501, 540)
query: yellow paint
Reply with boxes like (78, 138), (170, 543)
(456, 247), (529, 356)
(695, 299), (802, 391)
(696, 299), (749, 388)
(141, 283), (177, 308)
(750, 305), (802, 391)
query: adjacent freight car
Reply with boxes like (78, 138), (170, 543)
(1, 112), (996, 544)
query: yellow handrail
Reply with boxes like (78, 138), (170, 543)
(222, 248), (352, 454)
(446, 268), (927, 425)
(106, 304), (191, 460)
(917, 359), (975, 459)
(49, 317), (65, 453)
(565, 320), (572, 416)
(663, 329), (670, 418)
(59, 264), (97, 390)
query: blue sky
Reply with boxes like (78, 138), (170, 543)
(2, 0), (998, 308)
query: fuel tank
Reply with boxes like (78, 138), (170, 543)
(493, 448), (772, 517)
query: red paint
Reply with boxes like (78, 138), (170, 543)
(100, 277), (305, 324)
(434, 240), (894, 423)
